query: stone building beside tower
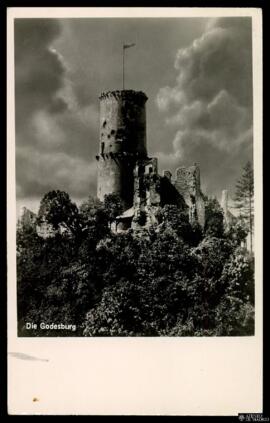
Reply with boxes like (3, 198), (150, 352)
(221, 189), (237, 230)
(95, 89), (205, 231)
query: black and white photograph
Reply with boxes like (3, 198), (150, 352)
(7, 7), (263, 416)
(14, 12), (257, 338)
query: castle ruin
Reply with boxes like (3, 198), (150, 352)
(95, 89), (206, 231)
(17, 89), (237, 237)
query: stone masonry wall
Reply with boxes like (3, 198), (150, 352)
(174, 165), (205, 228)
(96, 90), (148, 210)
(132, 158), (161, 229)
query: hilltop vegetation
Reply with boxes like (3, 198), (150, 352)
(17, 190), (254, 336)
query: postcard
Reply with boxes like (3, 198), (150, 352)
(7, 7), (263, 416)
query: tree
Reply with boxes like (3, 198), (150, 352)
(160, 205), (191, 238)
(225, 219), (249, 248)
(17, 220), (45, 326)
(234, 161), (254, 253)
(103, 194), (124, 229)
(37, 190), (80, 236)
(79, 196), (104, 223)
(79, 196), (109, 239)
(204, 197), (225, 238)
(17, 183), (255, 337)
(160, 204), (202, 246)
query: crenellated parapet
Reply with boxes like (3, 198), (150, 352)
(99, 90), (148, 105)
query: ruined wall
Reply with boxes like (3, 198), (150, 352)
(159, 174), (188, 211)
(174, 165), (205, 228)
(18, 207), (37, 228)
(132, 158), (161, 229)
(221, 189), (229, 216)
(221, 189), (236, 229)
(36, 220), (55, 239)
(131, 161), (204, 230)
(96, 90), (148, 209)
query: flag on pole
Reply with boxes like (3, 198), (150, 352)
(123, 43), (136, 49)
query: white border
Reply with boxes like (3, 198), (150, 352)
(7, 8), (263, 416)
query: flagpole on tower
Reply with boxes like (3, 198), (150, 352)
(122, 43), (135, 91)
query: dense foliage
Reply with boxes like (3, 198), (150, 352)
(234, 161), (254, 253)
(17, 191), (254, 336)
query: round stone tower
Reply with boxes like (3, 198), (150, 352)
(96, 90), (148, 209)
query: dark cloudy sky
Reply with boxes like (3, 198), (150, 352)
(15, 17), (253, 214)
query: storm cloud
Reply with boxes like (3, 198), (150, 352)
(15, 19), (98, 202)
(156, 17), (253, 197)
(15, 17), (253, 213)
(15, 19), (67, 126)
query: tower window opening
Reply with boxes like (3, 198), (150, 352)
(116, 128), (124, 140)
(138, 165), (145, 176)
(102, 120), (107, 128)
(101, 142), (105, 154)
